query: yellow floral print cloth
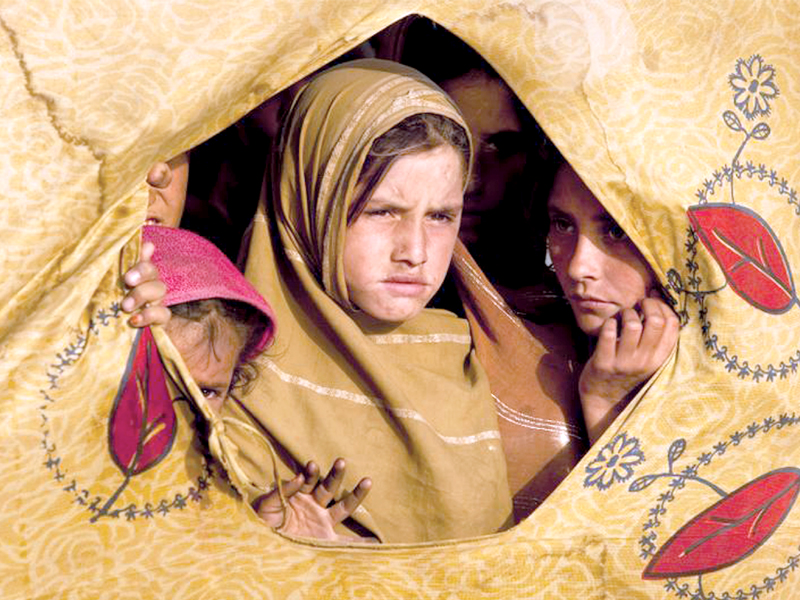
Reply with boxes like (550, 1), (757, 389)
(1, 1), (799, 598)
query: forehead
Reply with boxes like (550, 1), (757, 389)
(371, 146), (465, 202)
(164, 315), (243, 368)
(441, 72), (521, 135)
(548, 164), (608, 220)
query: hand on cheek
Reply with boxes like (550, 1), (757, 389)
(122, 241), (171, 327)
(579, 295), (679, 443)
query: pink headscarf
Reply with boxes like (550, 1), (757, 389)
(143, 225), (276, 357)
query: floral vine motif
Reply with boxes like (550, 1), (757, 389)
(669, 224), (800, 383)
(88, 327), (179, 521)
(728, 54), (779, 121)
(630, 414), (800, 600)
(668, 55), (800, 381)
(39, 304), (211, 522)
(584, 432), (645, 491)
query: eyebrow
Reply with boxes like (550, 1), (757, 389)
(432, 202), (463, 213)
(195, 378), (231, 393)
(595, 212), (620, 227)
(365, 197), (463, 214)
(546, 205), (570, 217)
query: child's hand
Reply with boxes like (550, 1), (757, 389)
(579, 295), (679, 443)
(253, 458), (373, 542)
(121, 241), (171, 327)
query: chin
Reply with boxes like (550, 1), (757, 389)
(576, 315), (606, 338)
(365, 303), (425, 324)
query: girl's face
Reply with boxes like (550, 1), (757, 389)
(343, 145), (464, 323)
(165, 315), (245, 412)
(146, 152), (189, 228)
(547, 163), (657, 336)
(441, 71), (525, 247)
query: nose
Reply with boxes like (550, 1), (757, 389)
(391, 218), (427, 267)
(147, 162), (173, 190)
(566, 233), (602, 282)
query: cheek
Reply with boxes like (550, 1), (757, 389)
(343, 226), (379, 288)
(342, 237), (360, 288)
(612, 254), (656, 301)
(428, 228), (459, 276)
(547, 236), (568, 270)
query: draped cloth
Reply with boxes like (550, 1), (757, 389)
(226, 59), (513, 542)
(450, 240), (586, 520)
(4, 1), (800, 598)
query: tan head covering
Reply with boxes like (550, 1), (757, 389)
(226, 59), (512, 542)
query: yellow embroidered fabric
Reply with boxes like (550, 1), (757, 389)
(2, 1), (799, 598)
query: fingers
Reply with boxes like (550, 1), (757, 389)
(129, 304), (172, 328)
(279, 473), (306, 499)
(327, 478), (372, 524)
(139, 241), (156, 263)
(615, 307), (644, 359)
(252, 472), (304, 525)
(123, 241), (170, 327)
(606, 300), (679, 370)
(122, 279), (169, 327)
(298, 461), (321, 495)
(313, 458), (346, 507)
(591, 316), (619, 371)
(123, 244), (160, 289)
(642, 298), (680, 362)
(587, 298), (679, 381)
(122, 280), (167, 311)
(636, 299), (666, 354)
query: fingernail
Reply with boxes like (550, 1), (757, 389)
(126, 271), (141, 285)
(121, 297), (134, 312)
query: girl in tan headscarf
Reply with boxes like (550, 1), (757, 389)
(224, 59), (513, 543)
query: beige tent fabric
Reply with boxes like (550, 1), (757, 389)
(2, 0), (800, 598)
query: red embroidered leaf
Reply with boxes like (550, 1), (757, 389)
(643, 468), (800, 579)
(688, 204), (796, 313)
(108, 327), (177, 476)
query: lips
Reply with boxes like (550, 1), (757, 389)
(570, 294), (614, 312)
(382, 276), (429, 297)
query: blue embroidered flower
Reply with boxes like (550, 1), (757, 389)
(728, 54), (779, 120)
(584, 432), (645, 491)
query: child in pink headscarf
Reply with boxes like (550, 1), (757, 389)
(142, 225), (372, 541)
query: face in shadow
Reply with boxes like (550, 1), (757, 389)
(547, 163), (656, 336)
(441, 70), (526, 247)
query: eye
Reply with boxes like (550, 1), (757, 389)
(605, 221), (629, 242)
(364, 208), (391, 217)
(548, 216), (574, 235)
(481, 132), (525, 158)
(200, 387), (224, 400)
(429, 211), (457, 223)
